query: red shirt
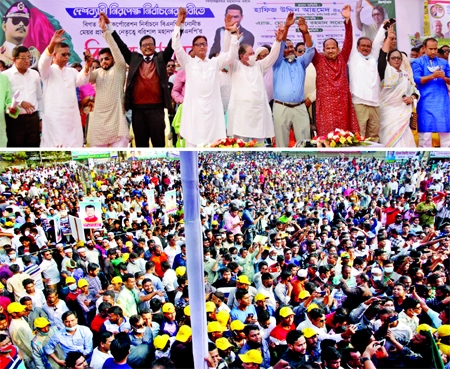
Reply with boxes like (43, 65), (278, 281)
(150, 253), (169, 278)
(269, 323), (296, 344)
(91, 314), (107, 333)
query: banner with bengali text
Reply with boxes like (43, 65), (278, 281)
(0, 0), (396, 67)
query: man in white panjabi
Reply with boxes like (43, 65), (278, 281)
(87, 12), (129, 147)
(226, 17), (284, 143)
(172, 7), (239, 147)
(38, 29), (92, 147)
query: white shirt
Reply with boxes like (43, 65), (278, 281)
(2, 65), (43, 117)
(40, 258), (60, 285)
(90, 347), (112, 369)
(162, 269), (177, 292)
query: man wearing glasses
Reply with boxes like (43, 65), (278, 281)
(110, 8), (185, 148)
(3, 45), (42, 147)
(0, 2), (40, 68)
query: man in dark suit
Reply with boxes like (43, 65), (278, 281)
(104, 10), (185, 147)
(210, 4), (254, 55)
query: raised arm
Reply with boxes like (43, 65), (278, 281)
(39, 29), (66, 80)
(378, 25), (395, 81)
(355, 0), (364, 32)
(172, 8), (190, 69)
(164, 8), (186, 63)
(99, 12), (126, 70)
(107, 13), (133, 64)
(259, 26), (283, 71)
(217, 19), (239, 69)
(372, 20), (390, 60)
(340, 5), (354, 63)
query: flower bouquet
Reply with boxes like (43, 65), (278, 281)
(310, 129), (372, 148)
(203, 137), (261, 148)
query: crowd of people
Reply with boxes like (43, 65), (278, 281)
(0, 151), (448, 369)
(1, 3), (450, 148)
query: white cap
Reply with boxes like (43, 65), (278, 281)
(77, 247), (86, 253)
(64, 248), (73, 254)
(297, 269), (308, 278)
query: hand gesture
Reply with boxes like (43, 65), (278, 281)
(433, 69), (445, 79)
(177, 7), (187, 25)
(99, 12), (110, 31)
(236, 27), (243, 40)
(285, 11), (295, 28)
(225, 14), (237, 32)
(51, 29), (66, 45)
(387, 25), (396, 40)
(297, 17), (309, 34)
(273, 360), (292, 369)
(84, 49), (93, 69)
(356, 0), (363, 14)
(275, 24), (284, 42)
(341, 4), (352, 20)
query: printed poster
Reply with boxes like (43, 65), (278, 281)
(424, 0), (450, 45)
(79, 197), (103, 229)
(165, 189), (177, 215)
(145, 189), (156, 212)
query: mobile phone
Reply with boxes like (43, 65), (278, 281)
(377, 339), (386, 347)
(83, 51), (89, 62)
(389, 315), (398, 323)
(247, 313), (254, 319)
(319, 291), (326, 297)
(383, 18), (396, 29)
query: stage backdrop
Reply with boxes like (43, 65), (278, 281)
(1, 0), (399, 66)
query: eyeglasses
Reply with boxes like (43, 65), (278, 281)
(60, 53), (71, 58)
(194, 42), (208, 48)
(297, 50), (305, 54)
(100, 56), (111, 62)
(10, 17), (29, 26)
(141, 43), (155, 48)
(16, 56), (32, 60)
(390, 56), (402, 61)
(134, 324), (144, 329)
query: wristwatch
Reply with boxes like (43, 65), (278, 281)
(361, 357), (372, 365)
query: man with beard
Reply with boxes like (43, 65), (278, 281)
(238, 324), (271, 368)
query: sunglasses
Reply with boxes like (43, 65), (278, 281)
(60, 53), (71, 58)
(10, 17), (29, 26)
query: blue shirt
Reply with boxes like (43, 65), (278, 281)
(102, 358), (132, 369)
(230, 304), (257, 322)
(44, 325), (93, 357)
(273, 41), (315, 103)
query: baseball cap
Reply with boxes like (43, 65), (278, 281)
(7, 302), (26, 314)
(0, 282), (4, 289)
(230, 320), (246, 331)
(237, 275), (250, 285)
(216, 337), (233, 351)
(438, 325), (450, 337)
(216, 310), (230, 327)
(279, 306), (295, 318)
(154, 334), (170, 350)
(205, 301), (216, 313)
(340, 252), (350, 259)
(175, 325), (192, 342)
(175, 266), (186, 277)
(239, 349), (263, 364)
(207, 321), (228, 333)
(254, 293), (269, 302)
(111, 276), (123, 284)
(303, 327), (318, 338)
(78, 279), (89, 288)
(162, 303), (175, 313)
(184, 305), (190, 317)
(417, 324), (436, 333)
(299, 290), (311, 299)
(65, 276), (76, 284)
(307, 303), (319, 312)
(34, 317), (51, 329)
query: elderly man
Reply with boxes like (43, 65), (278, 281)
(38, 29), (92, 147)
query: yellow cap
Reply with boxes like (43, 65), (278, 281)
(78, 279), (89, 288)
(279, 306), (295, 318)
(307, 303), (319, 312)
(162, 303), (175, 313)
(122, 253), (130, 262)
(154, 334), (170, 350)
(34, 317), (51, 329)
(230, 320), (246, 331)
(303, 327), (318, 338)
(254, 293), (269, 302)
(0, 282), (4, 289)
(7, 302), (26, 314)
(184, 305), (190, 317)
(239, 349), (263, 364)
(216, 337), (233, 351)
(340, 252), (350, 258)
(175, 325), (192, 342)
(438, 325), (450, 337)
(237, 275), (251, 285)
(299, 290), (311, 299)
(77, 240), (85, 247)
(111, 276), (123, 284)
(126, 241), (133, 247)
(66, 276), (76, 284)
(216, 310), (230, 327)
(302, 327), (317, 338)
(207, 321), (228, 333)
(175, 266), (186, 277)
(417, 324), (436, 334)
(206, 301), (216, 313)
